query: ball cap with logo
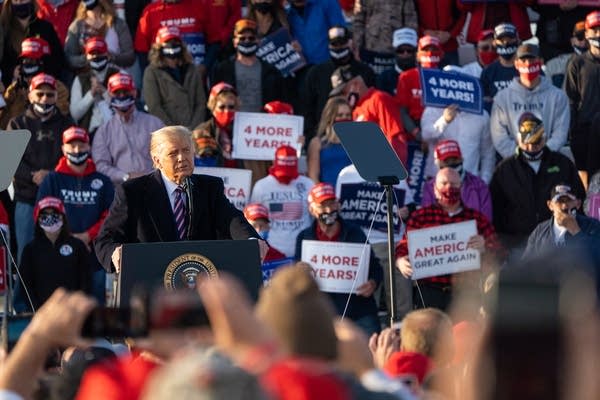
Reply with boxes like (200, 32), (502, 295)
(308, 182), (336, 205)
(328, 25), (351, 46)
(585, 10), (600, 30)
(84, 36), (108, 54)
(269, 145), (299, 182)
(34, 196), (65, 221)
(155, 26), (182, 44)
(329, 65), (356, 97)
(29, 73), (56, 91)
(234, 19), (257, 35)
(550, 184), (578, 202)
(516, 43), (539, 59)
(243, 203), (270, 222)
(263, 100), (294, 115)
(493, 22), (518, 39)
(108, 72), (135, 93)
(418, 35), (442, 51)
(393, 28), (418, 49)
(63, 126), (90, 144)
(434, 139), (462, 162)
(20, 37), (50, 59)
(518, 112), (545, 145)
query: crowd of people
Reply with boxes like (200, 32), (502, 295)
(0, 0), (600, 399)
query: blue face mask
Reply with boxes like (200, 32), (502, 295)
(258, 230), (269, 240)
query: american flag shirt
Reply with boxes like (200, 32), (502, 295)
(251, 175), (315, 257)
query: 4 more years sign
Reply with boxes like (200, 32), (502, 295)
(407, 220), (480, 280)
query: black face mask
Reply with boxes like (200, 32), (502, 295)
(237, 42), (258, 57)
(83, 0), (99, 10)
(21, 61), (41, 77)
(66, 151), (90, 165)
(161, 45), (183, 59)
(89, 56), (108, 71)
(496, 44), (518, 60)
(110, 95), (135, 112)
(395, 56), (416, 71)
(573, 44), (588, 55)
(329, 47), (351, 66)
(318, 211), (338, 226)
(254, 2), (273, 14)
(12, 2), (34, 19)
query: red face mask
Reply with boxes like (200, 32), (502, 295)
(479, 50), (497, 66)
(437, 187), (461, 206)
(516, 60), (542, 82)
(213, 110), (235, 128)
(418, 50), (442, 68)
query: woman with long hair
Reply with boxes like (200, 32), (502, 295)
(307, 96), (353, 185)
(143, 25), (206, 129)
(15, 196), (91, 312)
(64, 0), (134, 70)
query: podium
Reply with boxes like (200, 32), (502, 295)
(116, 240), (262, 306)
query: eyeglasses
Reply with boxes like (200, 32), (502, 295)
(237, 35), (256, 42)
(216, 104), (236, 110)
(396, 47), (415, 55)
(478, 44), (492, 51)
(34, 91), (56, 98)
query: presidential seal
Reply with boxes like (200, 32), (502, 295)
(164, 253), (219, 291)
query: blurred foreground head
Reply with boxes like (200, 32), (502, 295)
(255, 265), (338, 360)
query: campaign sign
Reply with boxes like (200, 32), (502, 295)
(262, 257), (295, 285)
(588, 194), (600, 221)
(257, 28), (306, 77)
(181, 32), (206, 66)
(194, 167), (252, 210)
(407, 220), (480, 280)
(359, 49), (395, 76)
(420, 68), (483, 115)
(301, 240), (370, 293)
(339, 182), (405, 232)
(406, 141), (426, 204)
(232, 112), (303, 160)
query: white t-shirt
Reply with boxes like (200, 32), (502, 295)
(250, 175), (314, 256)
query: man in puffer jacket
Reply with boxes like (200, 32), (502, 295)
(490, 44), (570, 159)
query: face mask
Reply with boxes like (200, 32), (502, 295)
(347, 92), (359, 108)
(39, 213), (63, 233)
(318, 211), (338, 226)
(258, 230), (269, 240)
(395, 56), (416, 71)
(254, 1), (273, 14)
(517, 60), (542, 82)
(66, 151), (90, 165)
(573, 44), (588, 55)
(496, 44), (518, 60)
(84, 0), (99, 10)
(329, 47), (351, 66)
(89, 56), (108, 71)
(213, 109), (235, 128)
(479, 50), (497, 66)
(110, 95), (135, 112)
(521, 148), (544, 161)
(587, 37), (600, 49)
(418, 50), (441, 68)
(21, 62), (41, 77)
(33, 102), (55, 116)
(12, 2), (34, 19)
(161, 45), (183, 59)
(437, 187), (461, 207)
(237, 42), (258, 57)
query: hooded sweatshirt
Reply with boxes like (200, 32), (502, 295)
(490, 76), (570, 159)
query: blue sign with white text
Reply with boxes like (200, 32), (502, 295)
(257, 28), (306, 77)
(262, 257), (295, 284)
(182, 32), (205, 66)
(406, 141), (426, 204)
(420, 68), (483, 115)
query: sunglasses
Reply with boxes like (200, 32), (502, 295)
(217, 104), (236, 110)
(238, 35), (256, 42)
(396, 47), (415, 55)
(34, 91), (56, 98)
(574, 32), (585, 41)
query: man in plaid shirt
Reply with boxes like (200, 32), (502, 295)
(396, 167), (504, 310)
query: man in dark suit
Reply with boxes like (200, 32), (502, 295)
(94, 125), (266, 273)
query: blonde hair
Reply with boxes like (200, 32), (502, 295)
(148, 40), (194, 67)
(317, 97), (350, 145)
(150, 125), (193, 166)
(400, 308), (454, 363)
(75, 0), (116, 27)
(207, 91), (239, 113)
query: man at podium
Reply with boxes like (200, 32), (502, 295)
(94, 125), (266, 273)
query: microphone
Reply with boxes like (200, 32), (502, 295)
(184, 176), (194, 240)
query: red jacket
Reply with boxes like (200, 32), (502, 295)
(134, 0), (206, 53)
(395, 67), (423, 123)
(457, 0), (533, 44)
(415, 0), (466, 53)
(203, 0), (241, 45)
(353, 88), (410, 165)
(36, 0), (79, 45)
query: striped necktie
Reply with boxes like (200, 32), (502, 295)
(173, 186), (188, 240)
